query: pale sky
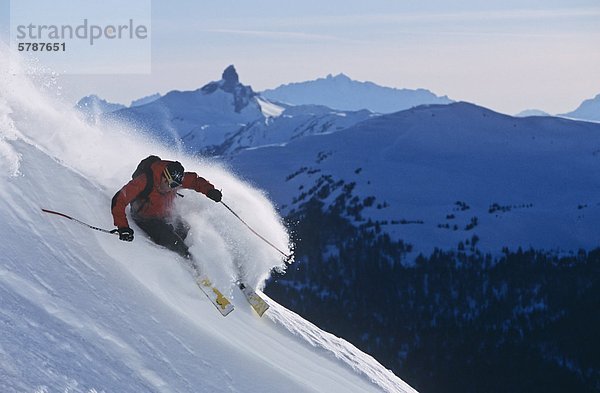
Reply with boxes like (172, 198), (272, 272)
(2, 0), (600, 114)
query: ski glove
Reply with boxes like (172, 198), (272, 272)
(117, 227), (134, 242)
(207, 188), (222, 203)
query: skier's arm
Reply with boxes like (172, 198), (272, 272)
(111, 175), (147, 228)
(182, 172), (222, 202)
(182, 172), (215, 195)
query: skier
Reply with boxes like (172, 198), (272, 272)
(111, 156), (222, 258)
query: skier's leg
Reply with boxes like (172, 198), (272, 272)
(173, 218), (191, 241)
(133, 217), (191, 259)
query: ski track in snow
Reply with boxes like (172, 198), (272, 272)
(0, 43), (415, 392)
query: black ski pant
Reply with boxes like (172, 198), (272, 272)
(133, 216), (191, 259)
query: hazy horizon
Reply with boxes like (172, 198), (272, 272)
(1, 0), (599, 115)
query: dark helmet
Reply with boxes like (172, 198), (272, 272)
(163, 161), (184, 188)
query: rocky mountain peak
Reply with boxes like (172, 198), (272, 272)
(222, 65), (240, 88)
(198, 65), (256, 113)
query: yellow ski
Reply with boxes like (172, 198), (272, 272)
(196, 275), (234, 316)
(238, 281), (269, 317)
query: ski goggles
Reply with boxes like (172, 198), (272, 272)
(163, 168), (182, 188)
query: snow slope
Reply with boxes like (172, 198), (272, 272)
(0, 47), (415, 393)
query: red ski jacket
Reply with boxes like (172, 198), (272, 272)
(111, 160), (215, 228)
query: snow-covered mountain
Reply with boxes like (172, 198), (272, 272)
(261, 73), (453, 113)
(515, 109), (551, 117)
(130, 93), (161, 108)
(561, 93), (600, 121)
(103, 65), (265, 149)
(0, 47), (415, 393)
(229, 102), (600, 255)
(214, 104), (374, 156)
(75, 93), (161, 123)
(104, 66), (374, 155)
(75, 94), (126, 123)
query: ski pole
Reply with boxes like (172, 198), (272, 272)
(41, 208), (118, 236)
(220, 201), (293, 262)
